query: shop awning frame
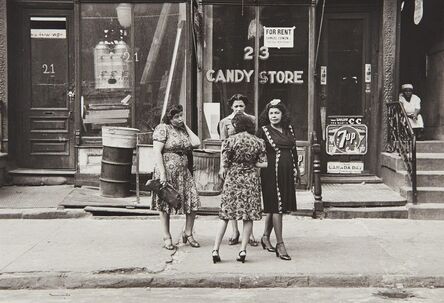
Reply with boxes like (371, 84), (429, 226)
(200, 0), (314, 6)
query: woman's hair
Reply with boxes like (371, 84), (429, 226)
(258, 99), (291, 128)
(232, 112), (255, 135)
(227, 94), (249, 108)
(162, 104), (183, 124)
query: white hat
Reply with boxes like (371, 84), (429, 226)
(401, 84), (413, 90)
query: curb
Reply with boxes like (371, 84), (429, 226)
(0, 271), (443, 290)
(0, 208), (91, 219)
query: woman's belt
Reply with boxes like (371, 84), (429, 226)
(164, 150), (187, 156)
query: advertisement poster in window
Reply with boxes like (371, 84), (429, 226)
(326, 115), (367, 155)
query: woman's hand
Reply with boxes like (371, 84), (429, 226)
(295, 170), (301, 185)
(159, 172), (167, 186)
(218, 167), (226, 180)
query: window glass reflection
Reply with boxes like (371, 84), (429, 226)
(80, 3), (187, 137)
(202, 5), (309, 141)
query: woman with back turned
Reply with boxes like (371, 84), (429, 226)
(212, 113), (267, 263)
(218, 94), (259, 247)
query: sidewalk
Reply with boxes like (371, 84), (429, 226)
(1, 217), (444, 289)
(0, 185), (315, 218)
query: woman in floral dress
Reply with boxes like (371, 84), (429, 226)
(152, 104), (201, 250)
(212, 113), (267, 263)
(218, 94), (259, 247)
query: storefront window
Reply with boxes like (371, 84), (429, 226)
(80, 2), (188, 137)
(202, 4), (309, 140)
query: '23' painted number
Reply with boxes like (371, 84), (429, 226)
(243, 46), (270, 60)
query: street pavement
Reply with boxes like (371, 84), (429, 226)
(1, 217), (444, 290)
(1, 287), (444, 303)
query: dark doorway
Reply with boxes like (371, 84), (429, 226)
(318, 13), (371, 174)
(14, 9), (75, 169)
(400, 0), (444, 140)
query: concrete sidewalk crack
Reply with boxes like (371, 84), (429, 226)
(0, 241), (41, 272)
(0, 221), (66, 272)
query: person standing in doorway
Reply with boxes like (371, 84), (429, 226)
(399, 84), (424, 140)
(212, 113), (267, 263)
(256, 99), (301, 261)
(218, 94), (259, 247)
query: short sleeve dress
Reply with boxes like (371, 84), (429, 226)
(256, 125), (298, 214)
(219, 131), (267, 221)
(151, 123), (200, 214)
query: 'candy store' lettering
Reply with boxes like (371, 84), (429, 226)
(206, 69), (304, 84)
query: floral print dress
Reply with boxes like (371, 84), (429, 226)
(151, 123), (200, 214)
(219, 131), (267, 221)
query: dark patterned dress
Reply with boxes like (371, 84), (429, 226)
(219, 131), (266, 221)
(256, 125), (298, 213)
(151, 123), (200, 214)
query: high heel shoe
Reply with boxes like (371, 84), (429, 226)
(275, 242), (291, 261)
(182, 232), (200, 248)
(212, 250), (221, 264)
(162, 236), (176, 250)
(236, 250), (247, 263)
(228, 231), (240, 245)
(260, 235), (276, 252)
(248, 236), (259, 247)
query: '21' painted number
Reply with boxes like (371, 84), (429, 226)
(243, 46), (270, 60)
(42, 64), (55, 74)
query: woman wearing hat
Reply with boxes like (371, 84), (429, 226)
(399, 84), (424, 139)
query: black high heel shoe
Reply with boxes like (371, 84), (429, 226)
(228, 231), (240, 245)
(275, 242), (291, 261)
(260, 235), (276, 252)
(236, 250), (247, 263)
(212, 250), (221, 264)
(182, 232), (200, 248)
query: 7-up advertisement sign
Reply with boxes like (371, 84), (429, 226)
(326, 116), (368, 155)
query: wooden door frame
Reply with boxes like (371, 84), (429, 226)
(17, 7), (76, 169)
(322, 12), (370, 117)
(319, 12), (372, 173)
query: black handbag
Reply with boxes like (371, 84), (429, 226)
(146, 179), (182, 209)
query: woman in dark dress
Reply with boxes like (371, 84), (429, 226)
(212, 113), (267, 263)
(256, 99), (301, 260)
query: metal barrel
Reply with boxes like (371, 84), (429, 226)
(100, 127), (139, 198)
(192, 149), (223, 196)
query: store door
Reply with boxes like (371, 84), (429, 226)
(318, 13), (371, 174)
(17, 10), (75, 169)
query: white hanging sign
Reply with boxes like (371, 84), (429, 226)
(31, 29), (66, 39)
(263, 26), (295, 49)
(414, 0), (423, 25)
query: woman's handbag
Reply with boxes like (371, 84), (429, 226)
(146, 179), (182, 209)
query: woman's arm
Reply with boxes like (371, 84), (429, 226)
(293, 148), (301, 184)
(153, 141), (166, 183)
(219, 119), (228, 140)
(218, 139), (231, 179)
(255, 160), (268, 168)
(255, 138), (268, 168)
(184, 124), (201, 148)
